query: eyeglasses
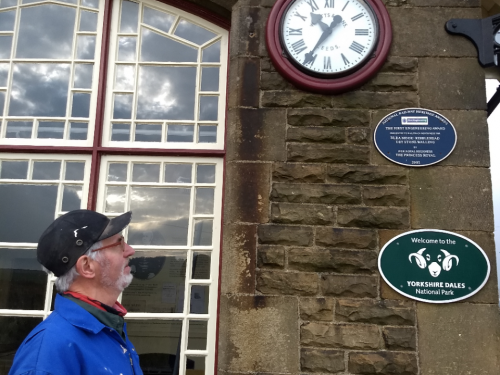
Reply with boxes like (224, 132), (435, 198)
(91, 237), (124, 252)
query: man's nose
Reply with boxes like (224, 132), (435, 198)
(123, 241), (135, 257)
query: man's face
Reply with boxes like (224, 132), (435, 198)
(95, 233), (135, 292)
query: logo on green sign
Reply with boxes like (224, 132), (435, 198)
(378, 229), (490, 303)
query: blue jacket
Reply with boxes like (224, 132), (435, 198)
(9, 294), (143, 375)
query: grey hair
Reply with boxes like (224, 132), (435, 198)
(45, 241), (104, 293)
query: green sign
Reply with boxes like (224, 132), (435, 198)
(379, 229), (490, 303)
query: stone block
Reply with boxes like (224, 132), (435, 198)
(338, 207), (410, 229)
(383, 0), (408, 5)
(258, 224), (313, 246)
(321, 275), (378, 297)
(382, 327), (417, 351)
(335, 299), (415, 326)
(288, 109), (369, 127)
(301, 322), (383, 349)
(389, 8), (479, 57)
(287, 127), (345, 143)
(261, 91), (331, 108)
(271, 203), (334, 225)
(257, 270), (318, 295)
(348, 352), (418, 375)
(419, 58), (486, 110)
(260, 71), (293, 90)
(271, 183), (361, 204)
(230, 6), (264, 57)
(327, 165), (408, 185)
(218, 295), (299, 373)
(273, 163), (326, 183)
(228, 57), (260, 108)
(380, 57), (418, 73)
(221, 224), (257, 294)
(417, 303), (500, 375)
(410, 0), (480, 6)
(347, 127), (370, 145)
(330, 92), (418, 109)
(315, 227), (377, 250)
(289, 248), (378, 274)
(257, 245), (285, 269)
(410, 167), (494, 231)
(288, 144), (370, 164)
(226, 108), (286, 162)
(363, 186), (410, 206)
(300, 298), (334, 321)
(301, 348), (345, 373)
(361, 73), (417, 92)
(225, 162), (271, 224)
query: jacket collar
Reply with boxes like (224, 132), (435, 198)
(54, 294), (107, 334)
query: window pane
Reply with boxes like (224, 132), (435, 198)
(81, 0), (99, 9)
(0, 0), (17, 8)
(0, 184), (57, 242)
(124, 252), (187, 312)
(195, 188), (214, 215)
(79, 10), (98, 32)
(128, 187), (191, 246)
(200, 67), (219, 92)
(111, 123), (130, 141)
(192, 252), (210, 280)
(193, 219), (212, 246)
(137, 66), (196, 120)
(187, 320), (207, 349)
(113, 94), (133, 119)
(164, 164), (191, 184)
(119, 0), (138, 33)
(6, 121), (32, 138)
(196, 165), (215, 184)
(71, 93), (91, 118)
(140, 28), (197, 63)
(75, 35), (96, 60)
(0, 10), (16, 31)
(167, 125), (194, 143)
(69, 122), (88, 140)
(117, 37), (137, 61)
(135, 124), (162, 142)
(32, 161), (61, 180)
(74, 64), (94, 89)
(174, 19), (216, 45)
(62, 184), (82, 211)
(0, 161), (28, 179)
(16, 5), (75, 59)
(143, 6), (175, 33)
(198, 126), (217, 143)
(132, 163), (160, 182)
(115, 65), (135, 91)
(37, 121), (64, 139)
(189, 286), (209, 315)
(0, 63), (9, 87)
(0, 92), (4, 115)
(108, 163), (128, 182)
(9, 63), (70, 117)
(202, 41), (220, 63)
(105, 185), (126, 213)
(65, 162), (85, 181)
(186, 356), (205, 375)
(199, 96), (218, 121)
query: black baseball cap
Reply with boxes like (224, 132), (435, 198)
(37, 210), (132, 277)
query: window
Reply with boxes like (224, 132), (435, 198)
(0, 0), (228, 374)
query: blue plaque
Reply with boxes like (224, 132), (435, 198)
(374, 108), (457, 167)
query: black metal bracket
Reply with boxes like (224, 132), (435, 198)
(488, 84), (500, 117)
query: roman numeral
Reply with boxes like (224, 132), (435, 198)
(351, 13), (364, 21)
(355, 29), (369, 35)
(349, 41), (365, 54)
(324, 56), (332, 69)
(294, 12), (306, 21)
(306, 0), (319, 12)
(324, 0), (334, 8)
(341, 53), (350, 65)
(289, 28), (302, 36)
(342, 1), (349, 11)
(291, 39), (307, 54)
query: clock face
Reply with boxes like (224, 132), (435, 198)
(281, 0), (378, 75)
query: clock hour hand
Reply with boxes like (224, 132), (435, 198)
(310, 13), (328, 32)
(303, 15), (343, 66)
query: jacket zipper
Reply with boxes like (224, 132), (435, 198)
(128, 352), (135, 375)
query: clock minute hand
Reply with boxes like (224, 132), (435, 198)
(303, 15), (343, 65)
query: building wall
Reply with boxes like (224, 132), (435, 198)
(218, 0), (500, 374)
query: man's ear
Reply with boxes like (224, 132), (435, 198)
(75, 255), (96, 279)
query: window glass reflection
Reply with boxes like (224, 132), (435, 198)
(174, 19), (216, 45)
(193, 219), (212, 246)
(0, 36), (12, 58)
(72, 93), (91, 118)
(113, 94), (133, 119)
(167, 124), (194, 143)
(117, 37), (137, 61)
(192, 252), (210, 280)
(0, 161), (28, 179)
(124, 252), (187, 312)
(32, 161), (61, 180)
(76, 35), (96, 60)
(140, 28), (197, 63)
(0, 92), (5, 115)
(62, 184), (82, 211)
(132, 163), (160, 182)
(196, 165), (215, 184)
(111, 123), (130, 141)
(135, 124), (162, 142)
(6, 121), (32, 138)
(9, 63), (70, 117)
(105, 185), (126, 213)
(0, 63), (9, 87)
(198, 126), (217, 143)
(128, 187), (191, 246)
(108, 163), (128, 182)
(164, 164), (191, 184)
(0, 184), (57, 242)
(79, 10), (98, 32)
(201, 41), (220, 63)
(17, 5), (75, 59)
(69, 122), (88, 140)
(119, 0), (138, 33)
(137, 66), (196, 120)
(0, 10), (15, 31)
(37, 121), (64, 139)
(115, 65), (135, 91)
(187, 320), (207, 349)
(199, 96), (218, 121)
(65, 162), (85, 181)
(81, 0), (99, 9)
(143, 6), (175, 34)
(74, 64), (94, 89)
(189, 286), (209, 315)
(0, 0), (18, 8)
(195, 188), (214, 215)
(200, 67), (219, 92)
(186, 356), (205, 375)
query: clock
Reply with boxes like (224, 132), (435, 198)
(266, 0), (392, 94)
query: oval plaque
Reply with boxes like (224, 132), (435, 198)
(379, 230), (490, 303)
(374, 108), (457, 167)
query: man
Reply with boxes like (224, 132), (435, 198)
(9, 209), (143, 375)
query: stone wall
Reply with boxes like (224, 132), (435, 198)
(219, 1), (500, 375)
